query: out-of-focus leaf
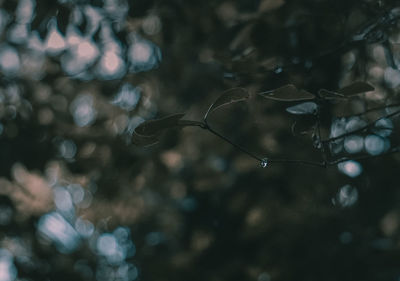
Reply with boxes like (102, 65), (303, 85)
(204, 88), (249, 120)
(57, 5), (70, 36)
(286, 102), (318, 115)
(258, 0), (285, 13)
(133, 113), (194, 146)
(229, 24), (254, 52)
(259, 84), (315, 101)
(337, 81), (374, 96)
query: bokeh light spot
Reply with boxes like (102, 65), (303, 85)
(45, 25), (66, 55)
(0, 249), (17, 281)
(38, 212), (80, 253)
(335, 185), (358, 207)
(364, 134), (386, 155)
(344, 135), (364, 154)
(70, 94), (97, 127)
(373, 118), (393, 137)
(54, 186), (74, 212)
(0, 46), (20, 76)
(75, 218), (95, 238)
(128, 39), (161, 73)
(111, 84), (141, 111)
(338, 160), (362, 178)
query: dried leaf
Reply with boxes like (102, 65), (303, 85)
(204, 88), (249, 120)
(286, 102), (318, 115)
(337, 81), (374, 96)
(259, 84), (315, 101)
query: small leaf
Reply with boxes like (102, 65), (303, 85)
(286, 102), (318, 115)
(337, 81), (374, 96)
(259, 84), (315, 101)
(177, 120), (204, 127)
(135, 113), (185, 136)
(204, 88), (249, 120)
(131, 132), (159, 147)
(318, 89), (346, 100)
(132, 113), (199, 146)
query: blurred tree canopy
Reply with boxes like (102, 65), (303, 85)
(0, 0), (400, 281)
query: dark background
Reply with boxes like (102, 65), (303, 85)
(0, 0), (400, 280)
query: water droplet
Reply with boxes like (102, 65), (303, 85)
(260, 158), (269, 168)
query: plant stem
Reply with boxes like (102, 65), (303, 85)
(203, 122), (263, 162)
(269, 158), (326, 167)
(322, 108), (400, 144)
(342, 102), (400, 118)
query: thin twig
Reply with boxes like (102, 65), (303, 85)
(315, 106), (328, 166)
(268, 158), (326, 167)
(328, 146), (400, 165)
(342, 102), (400, 118)
(203, 121), (263, 162)
(322, 109), (400, 143)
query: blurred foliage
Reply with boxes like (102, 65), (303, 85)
(0, 0), (400, 281)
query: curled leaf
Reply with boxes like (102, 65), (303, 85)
(258, 84), (315, 101)
(131, 133), (159, 147)
(286, 102), (318, 115)
(135, 113), (185, 135)
(132, 113), (185, 146)
(204, 88), (249, 120)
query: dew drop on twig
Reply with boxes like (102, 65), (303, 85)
(260, 158), (269, 168)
